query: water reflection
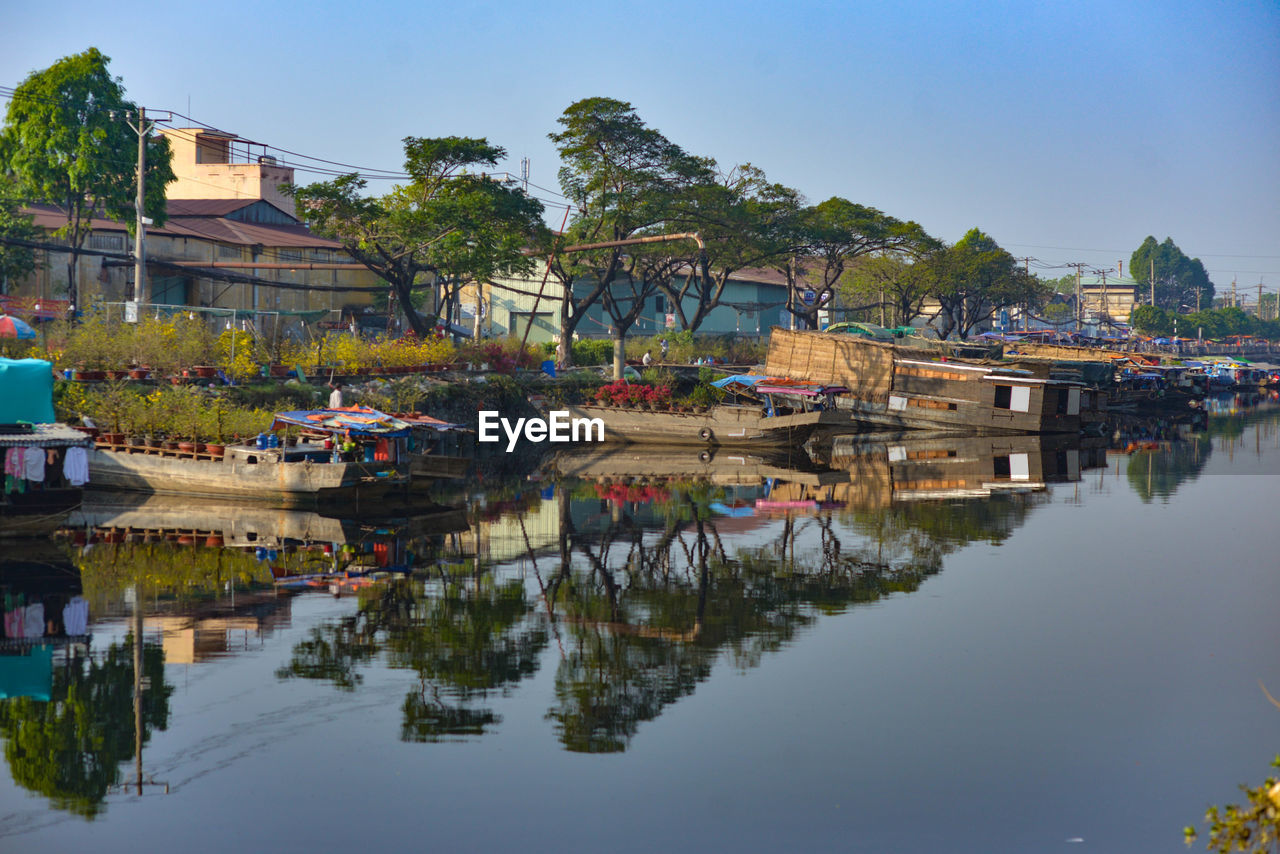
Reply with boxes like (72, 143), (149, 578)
(0, 545), (172, 817)
(267, 433), (1108, 753)
(2, 420), (1223, 814)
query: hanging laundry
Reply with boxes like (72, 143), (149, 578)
(22, 446), (44, 483)
(62, 596), (89, 636)
(2, 604), (22, 637)
(63, 446), (90, 487)
(4, 447), (24, 492)
(23, 602), (45, 638)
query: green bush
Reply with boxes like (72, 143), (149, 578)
(571, 339), (614, 365)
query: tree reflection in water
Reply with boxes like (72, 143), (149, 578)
(277, 576), (548, 742)
(0, 640), (170, 817)
(277, 474), (1051, 753)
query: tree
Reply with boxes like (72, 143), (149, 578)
(1128, 304), (1172, 336)
(784, 197), (938, 330)
(655, 164), (804, 333)
(548, 97), (713, 376)
(840, 254), (936, 328)
(921, 228), (1047, 339)
(293, 136), (548, 338)
(1131, 236), (1214, 311)
(0, 177), (40, 290)
(0, 48), (173, 312)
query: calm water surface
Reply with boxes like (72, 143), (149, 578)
(1, 398), (1277, 853)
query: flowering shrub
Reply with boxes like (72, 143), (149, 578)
(593, 483), (671, 503)
(456, 338), (541, 374)
(593, 381), (672, 408)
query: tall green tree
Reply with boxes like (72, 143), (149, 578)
(0, 48), (173, 312)
(839, 254), (936, 328)
(654, 164), (804, 333)
(921, 228), (1046, 339)
(548, 97), (713, 376)
(293, 136), (548, 337)
(0, 177), (41, 291)
(784, 197), (937, 330)
(1131, 236), (1214, 311)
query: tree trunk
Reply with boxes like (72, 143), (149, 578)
(391, 277), (431, 337)
(612, 333), (626, 381)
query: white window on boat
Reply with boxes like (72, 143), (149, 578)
(1067, 387), (1081, 415)
(888, 395), (907, 411)
(1010, 386), (1031, 412)
(1010, 453), (1030, 481)
(888, 445), (907, 462)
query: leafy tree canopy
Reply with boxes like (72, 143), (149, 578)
(293, 136), (548, 337)
(0, 47), (174, 310)
(787, 198), (938, 329)
(1131, 235), (1214, 311)
(917, 228), (1047, 339)
(0, 176), (41, 285)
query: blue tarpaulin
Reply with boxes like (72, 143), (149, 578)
(711, 375), (767, 390)
(0, 358), (55, 424)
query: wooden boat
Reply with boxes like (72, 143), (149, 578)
(87, 440), (407, 509)
(272, 407), (469, 489)
(561, 402), (850, 448)
(2, 424), (95, 539)
(766, 328), (1084, 434)
(550, 445), (817, 484)
(66, 491), (468, 548)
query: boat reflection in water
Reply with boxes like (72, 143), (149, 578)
(270, 433), (1105, 753)
(0, 431), (1109, 816)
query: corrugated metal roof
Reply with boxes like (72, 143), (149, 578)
(23, 203), (342, 250)
(0, 423), (94, 448)
(166, 199), (258, 216)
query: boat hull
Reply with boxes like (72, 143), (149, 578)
(563, 404), (847, 448)
(87, 447), (406, 509)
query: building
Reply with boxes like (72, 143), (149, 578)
(4, 127), (380, 325)
(1078, 274), (1138, 324)
(479, 263), (793, 344)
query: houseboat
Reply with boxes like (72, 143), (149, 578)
(765, 328), (1086, 434)
(86, 407), (433, 509)
(1, 358), (95, 538)
(560, 400), (850, 449)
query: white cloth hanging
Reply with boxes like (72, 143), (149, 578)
(22, 446), (44, 482)
(23, 602), (44, 638)
(62, 596), (89, 636)
(63, 447), (90, 486)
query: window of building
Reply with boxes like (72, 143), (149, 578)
(89, 233), (124, 252)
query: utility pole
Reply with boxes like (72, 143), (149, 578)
(1232, 277), (1237, 308)
(125, 107), (158, 317)
(1015, 257), (1032, 330)
(1258, 282), (1263, 318)
(1150, 258), (1155, 307)
(1068, 262), (1086, 332)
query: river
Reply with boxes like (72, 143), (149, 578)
(0, 394), (1277, 853)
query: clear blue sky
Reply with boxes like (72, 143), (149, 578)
(3, 0), (1277, 294)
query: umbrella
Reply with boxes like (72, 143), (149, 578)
(0, 315), (36, 340)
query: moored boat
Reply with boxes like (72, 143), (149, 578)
(766, 328), (1085, 434)
(560, 402), (849, 448)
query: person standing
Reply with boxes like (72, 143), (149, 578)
(659, 338), (669, 360)
(329, 383), (343, 409)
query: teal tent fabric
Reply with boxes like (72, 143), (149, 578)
(0, 646), (53, 700)
(0, 358), (56, 423)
